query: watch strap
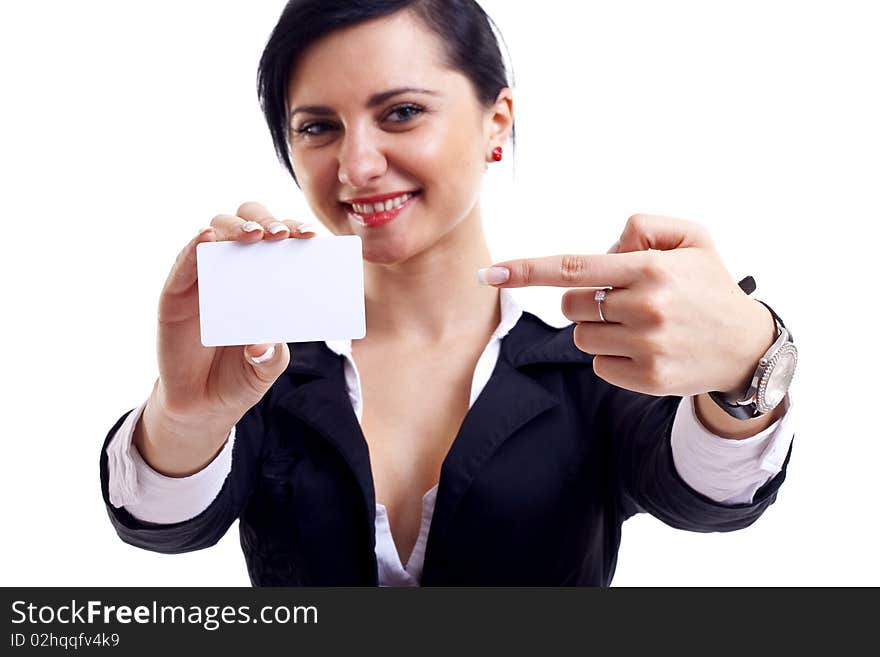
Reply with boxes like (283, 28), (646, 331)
(754, 299), (792, 343)
(707, 390), (760, 420)
(707, 278), (792, 420)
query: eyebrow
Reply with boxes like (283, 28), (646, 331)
(289, 87), (439, 120)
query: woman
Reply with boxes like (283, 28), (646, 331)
(100, 0), (797, 586)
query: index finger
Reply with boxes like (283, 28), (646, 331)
(486, 253), (645, 288)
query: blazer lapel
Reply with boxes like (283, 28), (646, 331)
(274, 342), (377, 535)
(423, 313), (592, 578)
(427, 357), (560, 542)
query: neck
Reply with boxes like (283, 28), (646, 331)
(361, 208), (500, 345)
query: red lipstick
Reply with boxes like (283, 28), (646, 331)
(344, 191), (419, 228)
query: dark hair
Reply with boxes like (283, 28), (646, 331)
(257, 0), (513, 183)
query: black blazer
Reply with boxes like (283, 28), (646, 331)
(99, 311), (793, 586)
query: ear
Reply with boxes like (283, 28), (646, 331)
(484, 87), (514, 150)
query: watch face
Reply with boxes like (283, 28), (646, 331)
(759, 344), (797, 411)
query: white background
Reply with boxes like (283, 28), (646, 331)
(1, 0), (876, 586)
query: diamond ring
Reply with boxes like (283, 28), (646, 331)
(594, 288), (610, 323)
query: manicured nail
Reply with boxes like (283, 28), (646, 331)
(477, 267), (510, 286)
(296, 223), (315, 234)
(269, 223), (289, 235)
(242, 221), (263, 233)
(250, 344), (275, 364)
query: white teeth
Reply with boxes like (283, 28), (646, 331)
(349, 193), (414, 216)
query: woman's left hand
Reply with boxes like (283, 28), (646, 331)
(482, 214), (778, 398)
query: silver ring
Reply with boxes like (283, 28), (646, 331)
(595, 288), (610, 323)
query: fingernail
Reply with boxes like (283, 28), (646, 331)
(249, 344), (275, 364)
(269, 223), (289, 235)
(296, 223), (315, 234)
(242, 221), (263, 233)
(477, 267), (510, 286)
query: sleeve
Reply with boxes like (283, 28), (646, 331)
(670, 393), (795, 505)
(106, 396), (234, 524)
(99, 398), (265, 554)
(598, 382), (794, 532)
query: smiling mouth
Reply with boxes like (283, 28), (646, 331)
(344, 192), (416, 214)
(342, 191), (420, 228)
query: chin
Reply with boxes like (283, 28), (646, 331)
(359, 231), (429, 266)
(361, 242), (411, 266)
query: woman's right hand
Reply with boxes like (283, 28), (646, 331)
(138, 202), (316, 474)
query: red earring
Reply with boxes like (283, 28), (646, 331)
(491, 146), (503, 162)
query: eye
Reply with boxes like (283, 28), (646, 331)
(384, 104), (425, 123)
(292, 121), (337, 137)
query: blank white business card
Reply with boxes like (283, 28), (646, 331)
(196, 236), (365, 346)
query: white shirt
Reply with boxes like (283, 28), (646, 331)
(107, 288), (795, 586)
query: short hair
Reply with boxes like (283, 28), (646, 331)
(257, 0), (513, 183)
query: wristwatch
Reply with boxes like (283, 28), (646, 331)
(708, 277), (798, 420)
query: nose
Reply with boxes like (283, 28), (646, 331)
(337, 127), (388, 188)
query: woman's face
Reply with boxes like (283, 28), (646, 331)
(286, 9), (512, 265)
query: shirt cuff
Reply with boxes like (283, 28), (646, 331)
(105, 396), (235, 524)
(670, 392), (795, 506)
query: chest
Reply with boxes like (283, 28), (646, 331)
(352, 343), (481, 565)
